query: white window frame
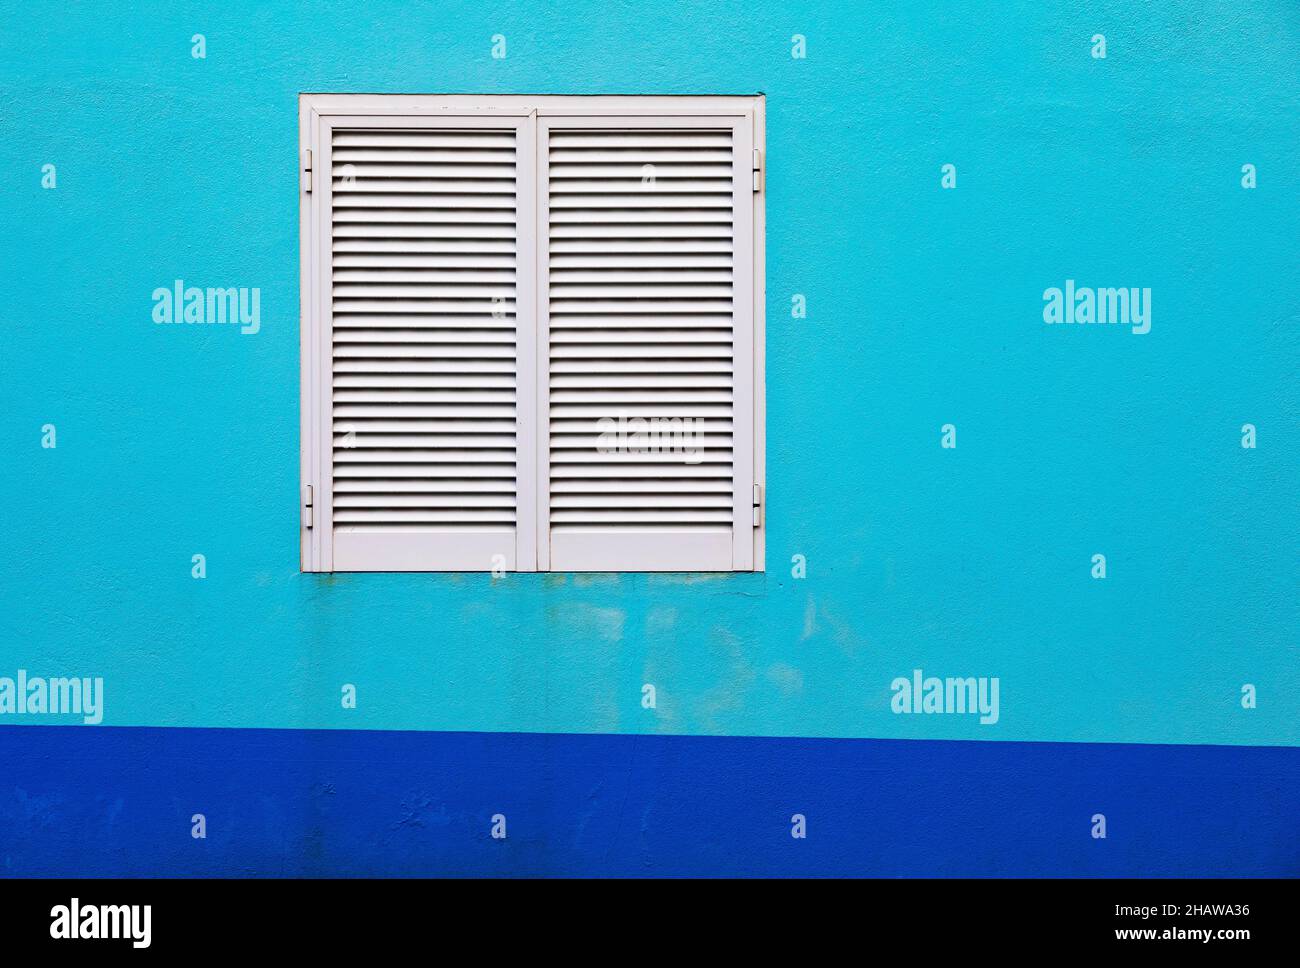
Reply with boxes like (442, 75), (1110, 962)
(299, 94), (766, 573)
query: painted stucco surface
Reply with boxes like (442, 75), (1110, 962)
(0, 0), (1296, 749)
(5, 726), (1298, 876)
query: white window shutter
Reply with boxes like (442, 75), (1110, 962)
(304, 115), (537, 571)
(537, 116), (756, 571)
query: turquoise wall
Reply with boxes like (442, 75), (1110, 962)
(1, 0), (1296, 747)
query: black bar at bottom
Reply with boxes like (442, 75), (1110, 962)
(0, 877), (1290, 954)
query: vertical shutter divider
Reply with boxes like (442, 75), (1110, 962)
(535, 112), (553, 570)
(514, 112), (538, 571)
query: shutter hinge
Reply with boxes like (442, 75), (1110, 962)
(752, 148), (763, 192)
(303, 148), (312, 193)
(752, 483), (763, 527)
(302, 483), (314, 529)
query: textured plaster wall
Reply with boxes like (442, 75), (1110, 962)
(1, 0), (1296, 747)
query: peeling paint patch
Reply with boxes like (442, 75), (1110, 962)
(550, 603), (625, 643)
(696, 627), (758, 731)
(574, 574), (622, 588)
(816, 601), (864, 656)
(797, 595), (862, 655)
(646, 605), (677, 636)
(767, 663), (804, 696)
(647, 573), (731, 587)
(390, 794), (450, 830)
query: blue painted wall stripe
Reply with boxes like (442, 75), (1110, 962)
(2, 726), (1296, 877)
